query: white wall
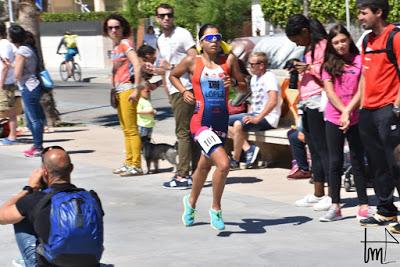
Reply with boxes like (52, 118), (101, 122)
(41, 35), (113, 69)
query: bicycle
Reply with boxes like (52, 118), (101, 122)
(58, 53), (82, 82)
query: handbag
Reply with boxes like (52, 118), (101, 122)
(110, 88), (118, 109)
(39, 69), (54, 90)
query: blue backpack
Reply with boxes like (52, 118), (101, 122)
(33, 187), (104, 266)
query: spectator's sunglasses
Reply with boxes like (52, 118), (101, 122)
(157, 13), (174, 19)
(41, 145), (66, 158)
(200, 34), (222, 42)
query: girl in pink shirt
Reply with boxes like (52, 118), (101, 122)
(319, 24), (369, 222)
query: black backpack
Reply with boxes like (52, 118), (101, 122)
(362, 26), (400, 78)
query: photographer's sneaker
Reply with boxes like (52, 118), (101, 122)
(319, 206), (342, 222)
(119, 167), (143, 177)
(360, 214), (398, 227)
(209, 208), (225, 231)
(112, 164), (130, 174)
(182, 195), (196, 226)
(313, 196), (332, 211)
(387, 223), (400, 234)
(245, 145), (260, 166)
(163, 176), (192, 190)
(295, 194), (322, 207)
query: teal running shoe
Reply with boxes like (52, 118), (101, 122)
(209, 208), (225, 230)
(182, 195), (195, 226)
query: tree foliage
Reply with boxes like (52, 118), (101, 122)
(196, 0), (251, 40)
(260, 0), (302, 27)
(260, 0), (400, 27)
(135, 0), (251, 40)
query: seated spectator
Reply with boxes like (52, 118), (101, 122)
(228, 52), (281, 169)
(0, 146), (104, 266)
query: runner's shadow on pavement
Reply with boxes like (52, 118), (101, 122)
(225, 177), (262, 185)
(100, 264), (114, 267)
(202, 177), (262, 188)
(217, 216), (312, 237)
(67, 150), (95, 155)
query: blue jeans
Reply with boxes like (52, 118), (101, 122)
(228, 112), (274, 131)
(21, 85), (45, 149)
(14, 220), (38, 267)
(287, 128), (309, 171)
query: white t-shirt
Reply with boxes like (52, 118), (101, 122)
(157, 26), (195, 95)
(250, 71), (282, 128)
(0, 39), (16, 85)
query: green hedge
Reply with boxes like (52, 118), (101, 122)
(41, 12), (113, 22)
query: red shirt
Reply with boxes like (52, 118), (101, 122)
(362, 24), (400, 108)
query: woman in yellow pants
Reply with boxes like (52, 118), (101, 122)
(103, 14), (143, 176)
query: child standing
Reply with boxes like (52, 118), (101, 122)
(137, 87), (156, 141)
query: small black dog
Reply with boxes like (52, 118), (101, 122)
(141, 137), (177, 174)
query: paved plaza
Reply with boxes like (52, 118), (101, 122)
(0, 75), (399, 266)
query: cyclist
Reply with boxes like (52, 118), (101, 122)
(56, 31), (79, 78)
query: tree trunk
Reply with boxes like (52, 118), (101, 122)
(18, 0), (61, 126)
(18, 0), (42, 56)
(303, 0), (308, 17)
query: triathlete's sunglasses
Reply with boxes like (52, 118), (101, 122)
(200, 34), (222, 42)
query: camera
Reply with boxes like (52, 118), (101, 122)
(284, 59), (300, 89)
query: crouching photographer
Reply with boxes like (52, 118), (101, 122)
(0, 146), (104, 267)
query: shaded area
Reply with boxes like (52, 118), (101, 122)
(54, 83), (86, 89)
(82, 77), (97, 83)
(67, 149), (95, 155)
(145, 166), (174, 175)
(341, 196), (378, 209)
(93, 114), (119, 127)
(225, 176), (263, 185)
(43, 139), (73, 143)
(60, 105), (111, 116)
(154, 106), (173, 121)
(217, 216), (313, 237)
(49, 129), (88, 133)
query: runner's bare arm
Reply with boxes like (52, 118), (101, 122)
(170, 55), (196, 104)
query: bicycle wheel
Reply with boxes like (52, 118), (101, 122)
(72, 63), (82, 82)
(59, 62), (69, 81)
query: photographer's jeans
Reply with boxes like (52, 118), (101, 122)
(14, 220), (38, 267)
(21, 85), (45, 150)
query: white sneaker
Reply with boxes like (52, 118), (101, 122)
(295, 194), (322, 207)
(12, 259), (25, 267)
(313, 196), (332, 211)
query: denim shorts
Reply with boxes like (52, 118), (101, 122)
(139, 126), (153, 139)
(228, 112), (274, 132)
